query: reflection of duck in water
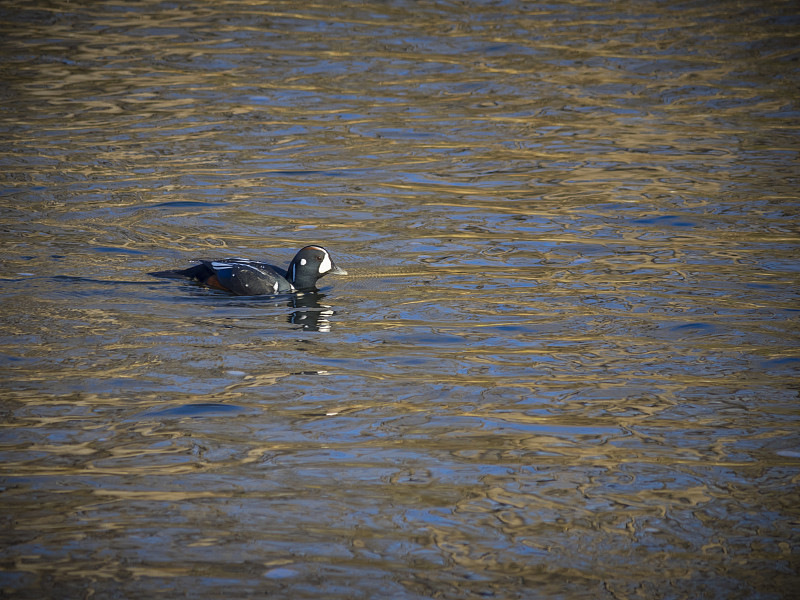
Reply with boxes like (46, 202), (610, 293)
(149, 245), (347, 296)
(289, 291), (336, 332)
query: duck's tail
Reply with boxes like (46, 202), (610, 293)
(148, 263), (214, 281)
(149, 269), (189, 279)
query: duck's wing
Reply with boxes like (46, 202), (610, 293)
(204, 259), (294, 295)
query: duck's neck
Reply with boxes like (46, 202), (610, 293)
(287, 260), (317, 290)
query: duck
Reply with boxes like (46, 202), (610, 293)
(149, 245), (347, 296)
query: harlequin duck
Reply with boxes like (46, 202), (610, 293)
(149, 245), (347, 296)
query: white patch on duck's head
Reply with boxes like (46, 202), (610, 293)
(318, 250), (332, 274)
(300, 258), (307, 266)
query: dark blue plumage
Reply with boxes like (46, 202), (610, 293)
(150, 245), (347, 296)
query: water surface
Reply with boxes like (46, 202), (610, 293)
(1, 1), (799, 598)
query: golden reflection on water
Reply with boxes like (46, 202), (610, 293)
(1, 0), (799, 598)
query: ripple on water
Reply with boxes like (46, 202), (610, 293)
(1, 1), (798, 599)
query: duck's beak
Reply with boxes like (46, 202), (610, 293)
(330, 265), (348, 276)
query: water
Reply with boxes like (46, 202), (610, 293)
(1, 1), (799, 598)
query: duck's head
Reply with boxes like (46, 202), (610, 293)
(287, 245), (347, 290)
